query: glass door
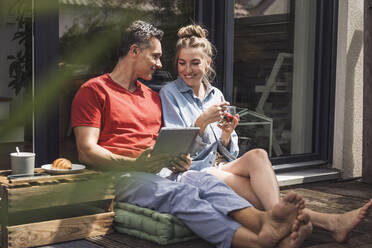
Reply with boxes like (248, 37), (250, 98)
(233, 0), (317, 158)
(0, 0), (34, 169)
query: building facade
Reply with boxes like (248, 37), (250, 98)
(0, 0), (367, 183)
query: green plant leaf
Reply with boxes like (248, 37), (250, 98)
(18, 37), (26, 45)
(17, 50), (23, 59)
(9, 61), (18, 76)
(12, 31), (26, 41)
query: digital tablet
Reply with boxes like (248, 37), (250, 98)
(152, 127), (200, 156)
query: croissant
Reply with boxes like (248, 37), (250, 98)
(52, 158), (72, 170)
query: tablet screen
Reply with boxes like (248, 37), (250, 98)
(152, 127), (200, 156)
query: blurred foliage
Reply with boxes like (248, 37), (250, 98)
(59, 0), (195, 78)
(0, 0), (196, 225)
(0, 0), (195, 144)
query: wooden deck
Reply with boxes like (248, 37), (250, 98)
(40, 179), (372, 248)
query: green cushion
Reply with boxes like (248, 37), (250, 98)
(114, 202), (197, 245)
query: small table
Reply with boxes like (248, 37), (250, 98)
(0, 169), (115, 248)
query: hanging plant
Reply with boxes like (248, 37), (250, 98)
(7, 0), (32, 95)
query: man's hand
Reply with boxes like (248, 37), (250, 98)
(135, 149), (171, 174)
(167, 154), (191, 173)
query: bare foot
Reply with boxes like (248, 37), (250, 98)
(258, 191), (304, 248)
(277, 211), (313, 248)
(331, 199), (372, 242)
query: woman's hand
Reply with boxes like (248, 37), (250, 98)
(218, 114), (239, 147)
(195, 101), (229, 135)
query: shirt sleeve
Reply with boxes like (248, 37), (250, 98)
(229, 131), (239, 157)
(160, 86), (209, 155)
(71, 84), (103, 129)
(159, 86), (187, 127)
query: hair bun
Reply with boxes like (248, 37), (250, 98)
(177, 24), (208, 39)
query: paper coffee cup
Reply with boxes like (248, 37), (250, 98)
(10, 152), (35, 175)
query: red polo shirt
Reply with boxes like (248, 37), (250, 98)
(71, 73), (162, 158)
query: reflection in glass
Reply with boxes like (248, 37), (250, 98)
(233, 0), (316, 157)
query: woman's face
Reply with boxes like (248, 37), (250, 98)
(177, 47), (210, 88)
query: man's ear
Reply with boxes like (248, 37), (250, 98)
(129, 44), (140, 56)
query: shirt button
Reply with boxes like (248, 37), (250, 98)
(213, 151), (216, 155)
(209, 161), (212, 164)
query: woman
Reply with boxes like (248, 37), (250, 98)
(159, 24), (372, 244)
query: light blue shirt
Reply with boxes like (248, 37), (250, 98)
(159, 77), (239, 171)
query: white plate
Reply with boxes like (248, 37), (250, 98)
(41, 164), (86, 174)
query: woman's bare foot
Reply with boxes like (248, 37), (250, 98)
(258, 191), (304, 248)
(277, 211), (313, 248)
(330, 199), (372, 242)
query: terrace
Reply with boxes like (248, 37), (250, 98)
(38, 179), (372, 248)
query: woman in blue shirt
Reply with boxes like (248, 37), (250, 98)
(160, 24), (279, 211)
(160, 24), (372, 244)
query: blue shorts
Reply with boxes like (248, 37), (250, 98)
(115, 169), (252, 248)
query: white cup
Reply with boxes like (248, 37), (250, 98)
(10, 152), (35, 175)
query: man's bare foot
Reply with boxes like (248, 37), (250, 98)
(258, 191), (304, 248)
(277, 211), (313, 248)
(330, 199), (372, 242)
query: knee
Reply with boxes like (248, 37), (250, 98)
(242, 148), (270, 164)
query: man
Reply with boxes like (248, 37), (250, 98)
(71, 20), (306, 248)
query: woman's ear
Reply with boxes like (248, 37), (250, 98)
(205, 57), (212, 71)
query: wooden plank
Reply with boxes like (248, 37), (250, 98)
(0, 184), (9, 248)
(7, 212), (114, 248)
(8, 170), (98, 186)
(38, 239), (103, 248)
(7, 178), (114, 212)
(363, 0), (372, 183)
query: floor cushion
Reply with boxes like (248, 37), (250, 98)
(114, 202), (197, 245)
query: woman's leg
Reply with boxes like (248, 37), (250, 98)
(213, 148), (280, 210)
(207, 168), (265, 209)
(303, 199), (372, 242)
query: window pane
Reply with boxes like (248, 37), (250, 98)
(58, 0), (195, 161)
(233, 0), (316, 157)
(0, 0), (34, 169)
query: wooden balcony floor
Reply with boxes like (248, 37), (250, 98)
(41, 179), (372, 248)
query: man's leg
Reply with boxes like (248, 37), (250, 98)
(179, 171), (308, 248)
(115, 172), (248, 248)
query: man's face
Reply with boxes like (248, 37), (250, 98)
(135, 38), (162, 81)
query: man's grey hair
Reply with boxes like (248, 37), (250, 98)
(119, 20), (164, 58)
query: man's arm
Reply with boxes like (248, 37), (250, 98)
(74, 126), (171, 173)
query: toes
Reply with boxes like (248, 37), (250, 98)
(284, 191), (297, 203)
(291, 231), (299, 240)
(292, 219), (300, 231)
(297, 213), (311, 224)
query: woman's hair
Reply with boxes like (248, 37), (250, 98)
(175, 24), (216, 86)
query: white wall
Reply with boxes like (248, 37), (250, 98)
(333, 0), (364, 178)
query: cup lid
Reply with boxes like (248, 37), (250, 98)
(10, 152), (36, 157)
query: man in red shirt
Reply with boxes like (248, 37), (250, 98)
(71, 21), (183, 173)
(71, 20), (307, 248)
